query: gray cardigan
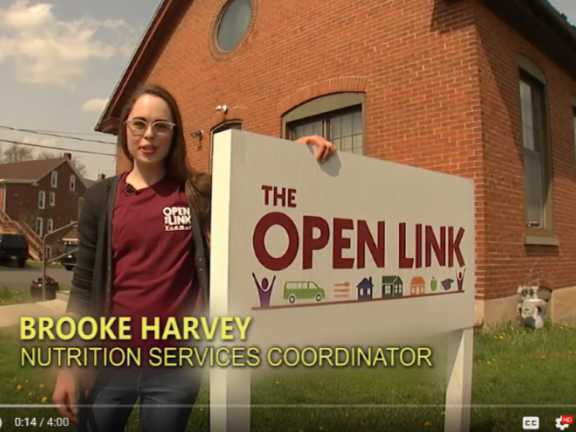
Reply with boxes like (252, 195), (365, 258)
(66, 175), (210, 316)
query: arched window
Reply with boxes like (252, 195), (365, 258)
(282, 92), (366, 155)
(210, 121), (242, 172)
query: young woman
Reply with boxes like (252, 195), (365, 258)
(52, 84), (336, 432)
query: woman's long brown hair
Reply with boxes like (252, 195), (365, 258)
(117, 84), (212, 240)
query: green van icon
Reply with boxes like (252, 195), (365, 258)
(283, 281), (326, 304)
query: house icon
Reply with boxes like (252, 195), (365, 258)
(382, 276), (403, 298)
(410, 276), (426, 296)
(356, 277), (374, 301)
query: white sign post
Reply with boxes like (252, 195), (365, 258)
(210, 130), (475, 432)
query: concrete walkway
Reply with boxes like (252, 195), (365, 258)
(0, 292), (68, 328)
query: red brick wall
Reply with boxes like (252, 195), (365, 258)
(115, 0), (576, 300)
(117, 0), (482, 170)
(474, 2), (576, 297)
(4, 161), (88, 237)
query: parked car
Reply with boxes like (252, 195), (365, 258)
(0, 233), (29, 268)
(61, 241), (77, 271)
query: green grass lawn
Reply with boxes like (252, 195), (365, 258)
(0, 325), (574, 431)
(0, 287), (34, 306)
(0, 287), (69, 306)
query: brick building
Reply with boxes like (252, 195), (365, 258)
(62, 173), (107, 242)
(0, 154), (88, 259)
(96, 0), (576, 325)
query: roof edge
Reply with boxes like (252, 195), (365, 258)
(0, 179), (35, 184)
(34, 159), (67, 184)
(0, 157), (64, 184)
(477, 0), (576, 79)
(0, 158), (91, 187)
(528, 0), (576, 48)
(99, 117), (121, 135)
(95, 0), (193, 133)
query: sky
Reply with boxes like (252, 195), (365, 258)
(0, 0), (574, 180)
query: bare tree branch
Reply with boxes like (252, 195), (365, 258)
(1, 145), (35, 163)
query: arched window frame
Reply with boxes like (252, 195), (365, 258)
(281, 92), (366, 155)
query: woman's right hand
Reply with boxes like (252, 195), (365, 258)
(52, 369), (79, 424)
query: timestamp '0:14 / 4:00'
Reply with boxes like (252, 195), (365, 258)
(14, 417), (70, 427)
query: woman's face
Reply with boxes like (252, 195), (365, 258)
(125, 94), (175, 167)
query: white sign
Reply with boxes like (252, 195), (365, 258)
(210, 130), (474, 432)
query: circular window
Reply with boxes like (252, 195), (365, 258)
(215, 0), (252, 52)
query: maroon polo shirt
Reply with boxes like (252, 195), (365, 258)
(108, 173), (200, 365)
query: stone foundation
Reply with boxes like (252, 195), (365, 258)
(475, 285), (576, 328)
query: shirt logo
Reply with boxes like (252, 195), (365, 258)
(163, 206), (192, 231)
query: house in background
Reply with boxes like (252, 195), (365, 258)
(95, 0), (576, 326)
(0, 153), (88, 259)
(62, 173), (106, 244)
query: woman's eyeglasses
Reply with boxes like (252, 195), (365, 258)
(125, 119), (176, 136)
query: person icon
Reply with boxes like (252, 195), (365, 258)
(430, 276), (437, 292)
(252, 273), (276, 308)
(456, 268), (466, 291)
